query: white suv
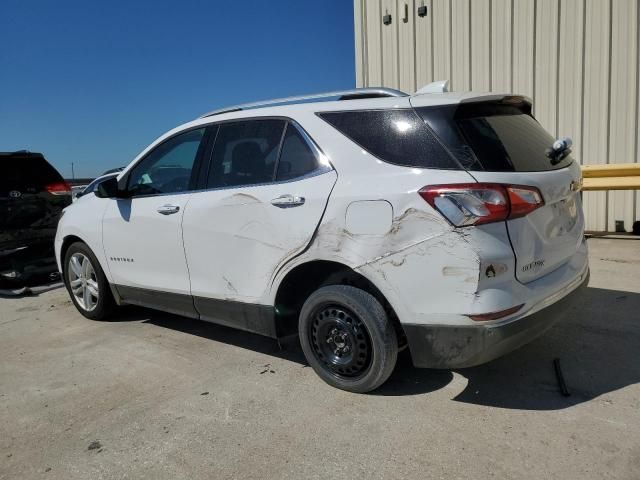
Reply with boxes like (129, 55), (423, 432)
(55, 83), (589, 392)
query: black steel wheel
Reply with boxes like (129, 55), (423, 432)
(299, 285), (398, 393)
(310, 305), (372, 378)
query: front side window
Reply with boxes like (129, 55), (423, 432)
(276, 124), (319, 181)
(128, 128), (205, 196)
(207, 119), (286, 188)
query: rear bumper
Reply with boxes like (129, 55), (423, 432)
(0, 240), (58, 285)
(404, 268), (590, 368)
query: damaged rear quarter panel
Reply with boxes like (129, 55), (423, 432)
(357, 221), (518, 325)
(267, 110), (516, 324)
(296, 196), (488, 325)
(266, 116), (493, 322)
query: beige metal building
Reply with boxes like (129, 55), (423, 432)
(354, 0), (639, 232)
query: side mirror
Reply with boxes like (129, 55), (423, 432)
(117, 172), (129, 192)
(96, 177), (128, 199)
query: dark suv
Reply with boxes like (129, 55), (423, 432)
(0, 151), (71, 286)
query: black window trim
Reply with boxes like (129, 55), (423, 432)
(315, 108), (465, 170)
(195, 124), (220, 190)
(271, 121), (291, 183)
(118, 115), (333, 199)
(191, 125), (218, 191)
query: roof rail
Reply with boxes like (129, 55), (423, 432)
(199, 87), (408, 118)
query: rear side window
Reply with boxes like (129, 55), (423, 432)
(0, 154), (64, 195)
(416, 102), (574, 172)
(207, 119), (286, 188)
(276, 124), (318, 181)
(318, 109), (458, 169)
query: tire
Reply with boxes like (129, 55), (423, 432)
(299, 285), (398, 393)
(63, 242), (116, 320)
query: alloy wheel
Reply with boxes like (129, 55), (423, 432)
(68, 252), (99, 311)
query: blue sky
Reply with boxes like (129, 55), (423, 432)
(0, 0), (356, 178)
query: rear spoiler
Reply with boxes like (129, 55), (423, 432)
(459, 94), (532, 113)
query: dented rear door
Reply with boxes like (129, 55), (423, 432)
(183, 171), (336, 306)
(182, 119), (337, 311)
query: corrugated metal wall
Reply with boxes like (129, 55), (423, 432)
(354, 0), (640, 232)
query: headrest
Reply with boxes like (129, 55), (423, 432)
(232, 142), (263, 175)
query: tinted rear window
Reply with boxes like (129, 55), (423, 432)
(416, 103), (574, 172)
(0, 154), (64, 194)
(318, 109), (458, 169)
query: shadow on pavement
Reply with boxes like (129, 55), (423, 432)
(116, 307), (308, 366)
(119, 286), (640, 410)
(0, 280), (64, 298)
(378, 286), (640, 409)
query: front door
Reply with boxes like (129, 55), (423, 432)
(102, 127), (207, 316)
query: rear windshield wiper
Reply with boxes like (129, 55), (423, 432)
(546, 137), (573, 165)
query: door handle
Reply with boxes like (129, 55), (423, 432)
(157, 204), (180, 215)
(270, 194), (305, 208)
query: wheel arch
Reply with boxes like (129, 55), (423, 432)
(60, 234), (122, 305)
(273, 259), (406, 346)
(59, 235), (86, 275)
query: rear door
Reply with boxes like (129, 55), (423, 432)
(182, 119), (336, 313)
(414, 100), (585, 283)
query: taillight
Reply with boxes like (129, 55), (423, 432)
(45, 182), (72, 195)
(418, 183), (544, 227)
(506, 186), (544, 219)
